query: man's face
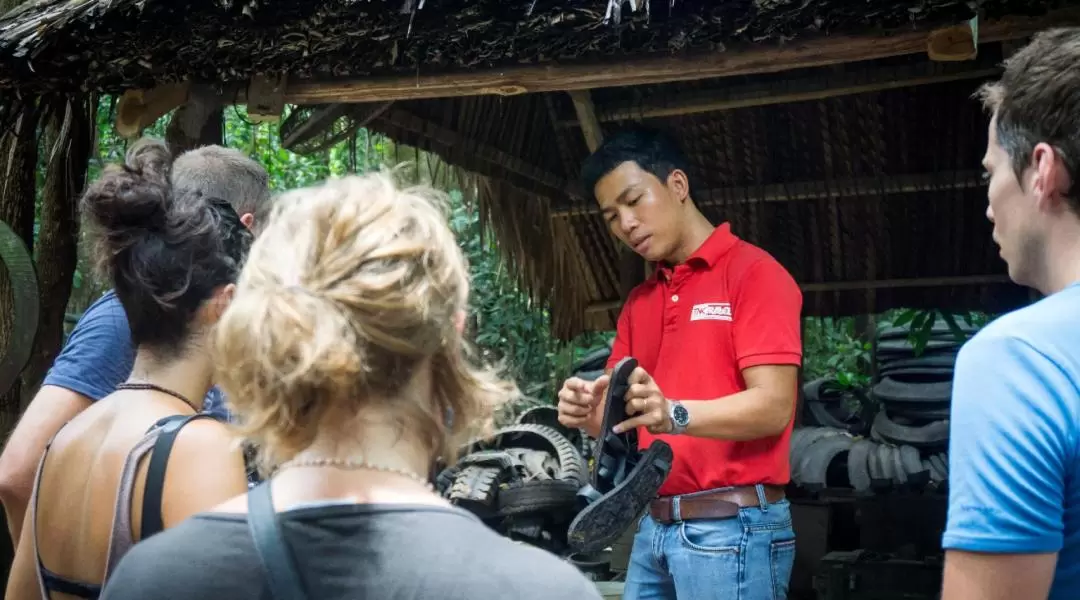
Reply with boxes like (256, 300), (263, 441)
(594, 161), (686, 262)
(983, 115), (1043, 287)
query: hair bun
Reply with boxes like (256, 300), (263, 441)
(81, 137), (172, 236)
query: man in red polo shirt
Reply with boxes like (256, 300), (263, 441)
(558, 126), (802, 600)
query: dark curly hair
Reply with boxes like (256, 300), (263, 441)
(80, 137), (253, 353)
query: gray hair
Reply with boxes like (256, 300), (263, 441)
(170, 145), (272, 229)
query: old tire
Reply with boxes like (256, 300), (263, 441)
(798, 433), (855, 491)
(871, 410), (950, 448)
(448, 465), (502, 516)
(847, 439), (876, 493)
(495, 478), (582, 517)
(465, 424), (587, 484)
(0, 219), (39, 399)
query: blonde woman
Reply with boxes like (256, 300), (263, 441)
(99, 173), (603, 600)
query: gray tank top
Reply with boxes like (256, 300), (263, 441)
(30, 415), (211, 598)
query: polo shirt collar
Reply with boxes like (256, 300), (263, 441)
(655, 223), (738, 281)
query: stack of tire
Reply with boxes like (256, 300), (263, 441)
(792, 319), (975, 495)
(791, 426), (948, 494)
(791, 379), (875, 492)
(867, 321), (973, 490)
(433, 344), (613, 555)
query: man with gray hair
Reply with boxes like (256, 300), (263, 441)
(0, 142), (272, 547)
(171, 144), (273, 232)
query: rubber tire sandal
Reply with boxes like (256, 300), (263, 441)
(566, 439), (674, 553)
(592, 356), (640, 494)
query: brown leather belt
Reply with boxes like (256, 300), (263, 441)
(649, 485), (786, 524)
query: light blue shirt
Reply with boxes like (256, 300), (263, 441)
(944, 283), (1080, 599)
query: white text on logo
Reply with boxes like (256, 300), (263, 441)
(690, 302), (732, 322)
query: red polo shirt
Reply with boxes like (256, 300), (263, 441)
(605, 223), (802, 496)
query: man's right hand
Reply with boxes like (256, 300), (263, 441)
(557, 375), (610, 437)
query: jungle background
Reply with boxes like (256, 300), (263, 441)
(2, 97), (994, 435)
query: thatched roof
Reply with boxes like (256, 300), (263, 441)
(0, 1), (1075, 338)
(0, 0), (1071, 93)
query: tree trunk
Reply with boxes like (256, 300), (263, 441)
(20, 95), (95, 404)
(0, 101), (39, 436)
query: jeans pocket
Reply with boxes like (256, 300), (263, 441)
(678, 519), (742, 554)
(769, 538), (796, 600)
(634, 511), (648, 533)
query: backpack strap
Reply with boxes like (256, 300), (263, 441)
(247, 481), (308, 600)
(139, 413), (217, 539)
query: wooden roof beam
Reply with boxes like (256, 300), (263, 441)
(276, 9), (1079, 104)
(585, 274), (1013, 314)
(568, 90), (604, 152)
(552, 170), (986, 217)
(556, 60), (1003, 126)
(115, 81), (190, 139)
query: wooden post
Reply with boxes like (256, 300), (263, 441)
(568, 90), (604, 153)
(165, 83), (225, 155)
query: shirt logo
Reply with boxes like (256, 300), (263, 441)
(690, 302), (732, 322)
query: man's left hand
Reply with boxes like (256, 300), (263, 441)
(613, 367), (672, 435)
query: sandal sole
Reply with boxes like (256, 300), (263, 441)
(568, 440), (673, 553)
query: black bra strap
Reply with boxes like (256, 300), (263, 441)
(247, 482), (308, 600)
(139, 413), (214, 539)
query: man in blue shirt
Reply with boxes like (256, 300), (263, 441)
(943, 28), (1080, 600)
(0, 144), (272, 546)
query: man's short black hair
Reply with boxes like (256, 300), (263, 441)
(580, 125), (693, 201)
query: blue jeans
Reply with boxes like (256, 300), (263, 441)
(624, 486), (796, 600)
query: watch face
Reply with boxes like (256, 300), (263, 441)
(673, 404), (690, 426)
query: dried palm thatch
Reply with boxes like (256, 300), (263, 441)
(0, 0), (1073, 93)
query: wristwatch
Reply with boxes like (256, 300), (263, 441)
(669, 400), (690, 435)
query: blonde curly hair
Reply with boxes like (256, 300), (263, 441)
(212, 171), (517, 472)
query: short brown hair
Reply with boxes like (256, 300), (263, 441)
(171, 145), (273, 230)
(977, 28), (1080, 209)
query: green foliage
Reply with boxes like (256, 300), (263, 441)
(802, 317), (873, 389)
(887, 308), (992, 355)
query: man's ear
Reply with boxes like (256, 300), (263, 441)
(240, 212), (255, 230)
(1032, 143), (1072, 212)
(454, 310), (467, 334)
(667, 169), (691, 203)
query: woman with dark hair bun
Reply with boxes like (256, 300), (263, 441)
(5, 138), (254, 600)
